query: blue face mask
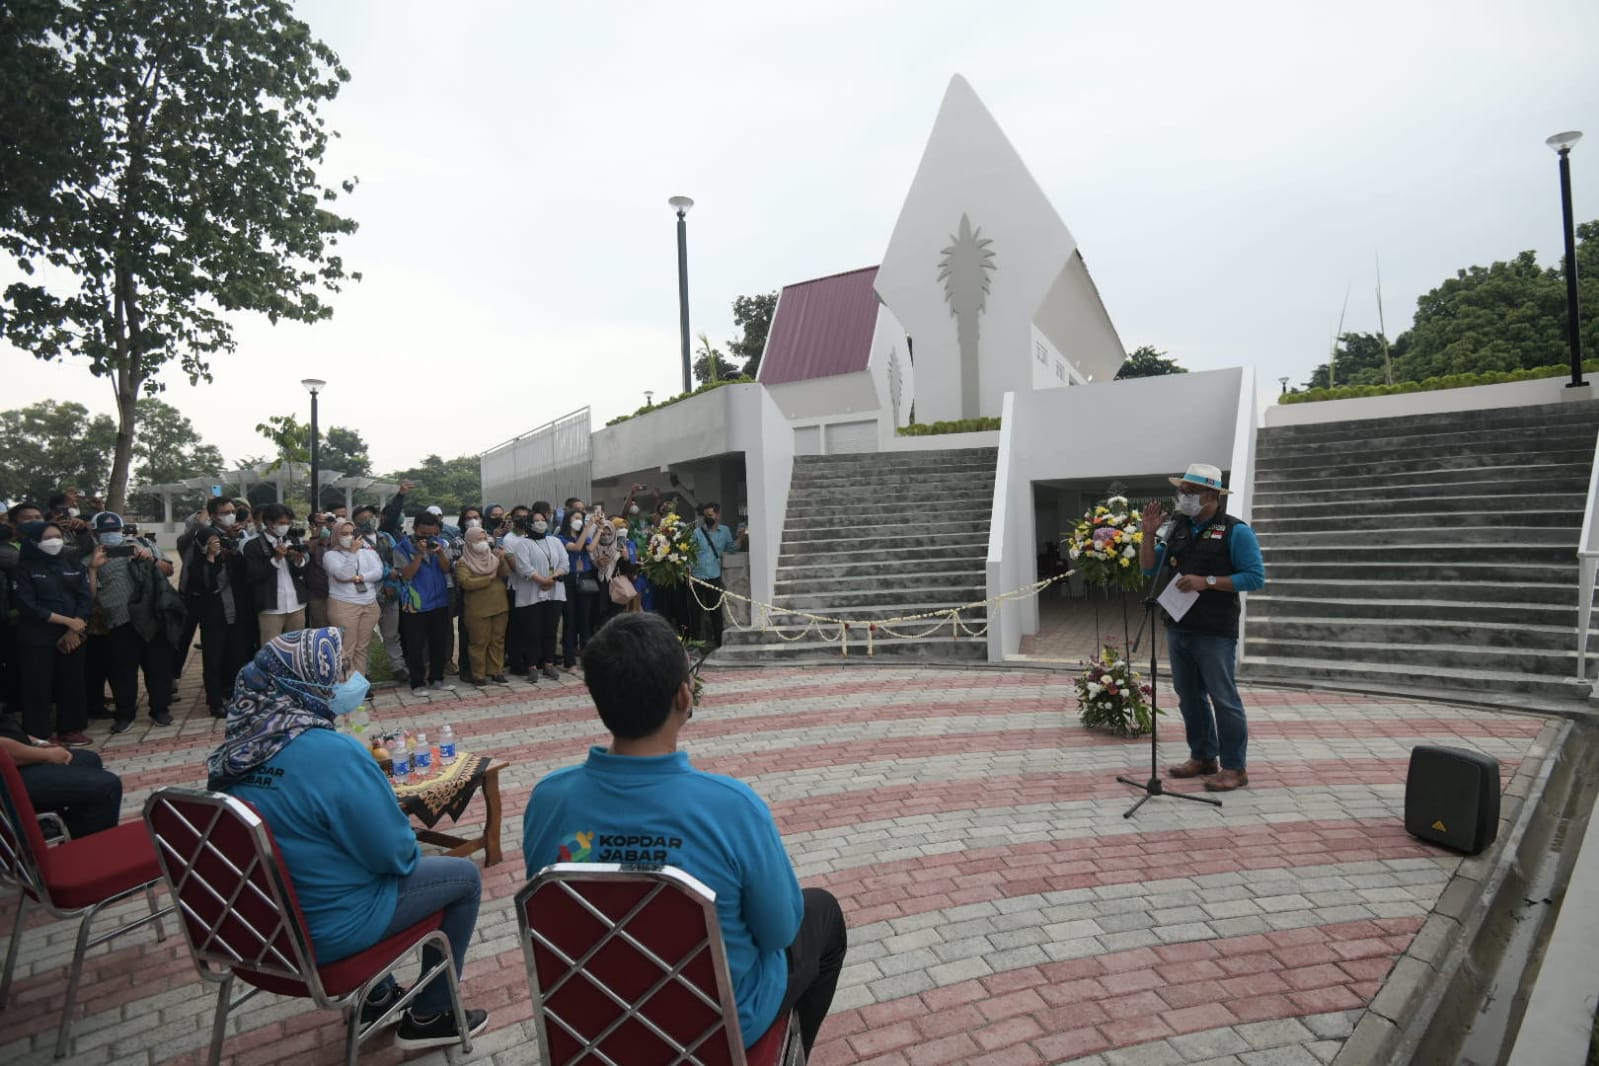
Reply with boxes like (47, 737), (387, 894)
(99, 532), (124, 547)
(329, 672), (368, 717)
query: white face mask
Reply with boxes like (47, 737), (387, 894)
(273, 524), (291, 538)
(217, 513), (237, 528)
(337, 535), (354, 548)
(65, 507), (79, 518)
(627, 504), (639, 515)
(1175, 493), (1205, 517)
(570, 518), (584, 532)
(532, 520), (548, 534)
(465, 518), (481, 529)
(38, 537), (64, 555)
(470, 540), (491, 554)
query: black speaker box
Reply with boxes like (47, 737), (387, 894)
(1404, 745), (1500, 855)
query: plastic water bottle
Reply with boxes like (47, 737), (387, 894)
(413, 731), (431, 776)
(392, 744), (411, 784)
(439, 724), (457, 766)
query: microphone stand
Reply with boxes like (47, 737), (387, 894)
(1117, 532), (1223, 819)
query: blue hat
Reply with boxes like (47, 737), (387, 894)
(92, 510), (125, 533)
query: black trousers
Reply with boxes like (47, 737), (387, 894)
(526, 600), (561, 669)
(105, 624), (173, 720)
(454, 590), (474, 680)
(774, 888), (848, 1053)
(20, 640), (87, 739)
(20, 749), (122, 839)
(561, 583), (597, 666)
(172, 608), (200, 677)
(0, 621), (18, 715)
(194, 597), (251, 711)
(399, 606), (452, 688)
(504, 590), (526, 673)
(693, 577), (727, 647)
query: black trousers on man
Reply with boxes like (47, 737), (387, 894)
(105, 624), (173, 723)
(775, 887), (848, 1053)
(20, 748), (122, 839)
(193, 597), (250, 713)
(693, 577), (727, 648)
(399, 606), (452, 689)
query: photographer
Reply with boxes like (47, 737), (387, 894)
(183, 496), (251, 717)
(45, 490), (96, 564)
(243, 504), (311, 642)
(324, 519), (385, 676)
(87, 512), (180, 733)
(559, 503), (603, 669)
(393, 511), (455, 693)
(304, 511), (337, 628)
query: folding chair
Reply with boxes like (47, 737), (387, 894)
(143, 788), (473, 1065)
(0, 747), (170, 1059)
(515, 862), (804, 1066)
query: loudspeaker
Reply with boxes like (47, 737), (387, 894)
(1404, 745), (1501, 855)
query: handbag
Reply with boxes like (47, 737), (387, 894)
(576, 573), (601, 596)
(608, 573), (637, 604)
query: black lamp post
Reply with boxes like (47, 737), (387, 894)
(301, 378), (326, 513)
(669, 196), (694, 395)
(1547, 131), (1585, 388)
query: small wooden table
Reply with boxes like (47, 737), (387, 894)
(394, 759), (505, 866)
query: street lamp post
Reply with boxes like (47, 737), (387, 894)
(1547, 131), (1585, 388)
(669, 196), (694, 395)
(1278, 376), (1290, 395)
(301, 378), (326, 513)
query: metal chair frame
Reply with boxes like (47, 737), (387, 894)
(143, 788), (472, 1065)
(515, 862), (804, 1066)
(0, 749), (170, 1059)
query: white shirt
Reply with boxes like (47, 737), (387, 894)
(323, 545), (384, 605)
(263, 534), (306, 615)
(509, 534), (567, 607)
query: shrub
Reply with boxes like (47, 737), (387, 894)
(896, 416), (1002, 436)
(604, 377), (754, 426)
(1281, 360), (1599, 404)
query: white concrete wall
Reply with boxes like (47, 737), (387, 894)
(986, 369), (1249, 659)
(1263, 374), (1599, 427)
(765, 371), (880, 422)
(729, 387), (794, 609)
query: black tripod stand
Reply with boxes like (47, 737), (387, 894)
(1117, 568), (1223, 819)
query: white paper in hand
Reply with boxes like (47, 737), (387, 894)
(1157, 579), (1201, 622)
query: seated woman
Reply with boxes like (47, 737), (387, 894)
(206, 628), (488, 1049)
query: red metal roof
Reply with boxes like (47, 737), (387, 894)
(757, 266), (881, 386)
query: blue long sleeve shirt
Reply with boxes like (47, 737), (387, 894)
(690, 524), (739, 581)
(223, 729), (418, 963)
(522, 748), (803, 1046)
(1143, 514), (1266, 591)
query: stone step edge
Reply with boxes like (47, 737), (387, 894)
(1240, 654), (1592, 688)
(1250, 614), (1588, 639)
(1246, 636), (1587, 662)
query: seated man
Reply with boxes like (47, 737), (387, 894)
(0, 714), (122, 838)
(210, 628), (487, 1049)
(522, 613), (847, 1054)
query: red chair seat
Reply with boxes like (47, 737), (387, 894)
(236, 913), (444, 999)
(43, 822), (164, 910)
(745, 1010), (795, 1066)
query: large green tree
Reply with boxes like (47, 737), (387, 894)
(0, 400), (118, 504)
(1115, 345), (1187, 379)
(1302, 332), (1409, 390)
(728, 291), (778, 377)
(385, 455), (482, 517)
(126, 396), (223, 515)
(0, 0), (359, 515)
(692, 332), (741, 386)
(252, 413), (372, 507)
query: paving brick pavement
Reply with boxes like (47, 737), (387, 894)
(0, 659), (1558, 1065)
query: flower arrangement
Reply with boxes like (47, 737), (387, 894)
(640, 511), (699, 588)
(1074, 645), (1157, 736)
(1063, 494), (1145, 591)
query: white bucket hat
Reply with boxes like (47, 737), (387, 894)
(1168, 463), (1230, 495)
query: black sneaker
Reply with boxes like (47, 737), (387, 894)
(541, 666), (560, 681)
(358, 983), (407, 1029)
(393, 1008), (488, 1050)
(110, 717), (135, 735)
(151, 710), (173, 726)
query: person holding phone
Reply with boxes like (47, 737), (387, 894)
(393, 511), (455, 693)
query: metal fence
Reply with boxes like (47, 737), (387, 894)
(479, 407), (593, 508)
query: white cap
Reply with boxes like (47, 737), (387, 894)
(425, 505), (444, 516)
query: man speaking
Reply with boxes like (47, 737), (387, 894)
(1139, 463), (1265, 793)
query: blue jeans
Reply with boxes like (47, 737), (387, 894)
(374, 856), (481, 1016)
(1164, 627), (1248, 771)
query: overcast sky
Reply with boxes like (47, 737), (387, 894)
(6, 0), (1599, 477)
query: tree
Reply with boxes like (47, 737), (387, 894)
(125, 396), (223, 515)
(728, 291), (777, 377)
(0, 400), (118, 504)
(385, 455), (482, 517)
(1116, 345), (1187, 379)
(1, 1), (360, 515)
(1301, 332), (1405, 390)
(253, 413), (371, 506)
(692, 333), (741, 386)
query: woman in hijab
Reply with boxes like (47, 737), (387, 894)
(208, 628), (489, 1049)
(453, 526), (511, 685)
(9, 521), (98, 745)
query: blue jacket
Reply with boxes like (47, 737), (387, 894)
(522, 748), (803, 1045)
(9, 523), (92, 646)
(393, 535), (451, 612)
(223, 729), (417, 963)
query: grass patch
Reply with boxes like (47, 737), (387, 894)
(604, 377), (754, 426)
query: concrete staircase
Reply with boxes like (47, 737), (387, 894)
(717, 448), (997, 662)
(1242, 399), (1599, 702)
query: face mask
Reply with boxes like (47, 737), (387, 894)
(328, 672), (368, 717)
(338, 535), (354, 548)
(1175, 494), (1205, 517)
(702, 515), (717, 526)
(218, 513), (237, 528)
(318, 526), (330, 540)
(38, 537), (65, 556)
(65, 507), (79, 518)
(532, 520), (548, 535)
(274, 524), (291, 538)
(627, 504), (639, 515)
(464, 518), (481, 530)
(359, 518), (377, 532)
(470, 540), (491, 554)
(99, 532), (124, 547)
(570, 517), (584, 532)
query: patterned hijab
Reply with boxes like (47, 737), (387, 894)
(206, 628), (345, 790)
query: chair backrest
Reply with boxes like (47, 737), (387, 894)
(142, 788), (322, 993)
(0, 747), (54, 905)
(515, 863), (747, 1066)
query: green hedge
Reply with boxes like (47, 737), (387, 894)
(605, 377), (755, 426)
(1281, 361), (1599, 404)
(896, 416), (1002, 436)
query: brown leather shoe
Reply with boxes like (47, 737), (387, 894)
(1204, 769), (1249, 792)
(1168, 758), (1219, 778)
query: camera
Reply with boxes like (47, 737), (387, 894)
(103, 543), (138, 558)
(285, 527), (307, 541)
